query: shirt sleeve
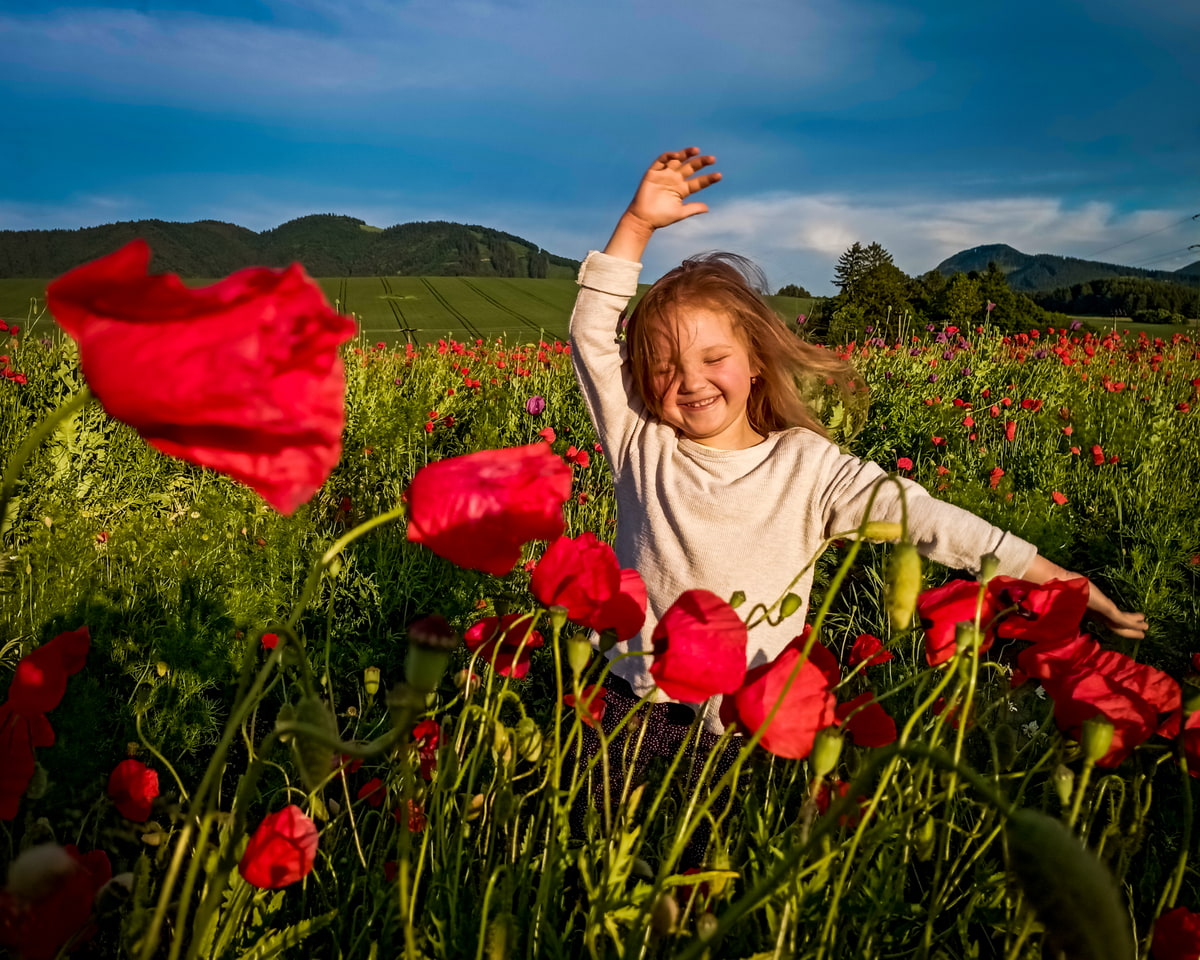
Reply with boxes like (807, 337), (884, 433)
(569, 251), (648, 476)
(816, 443), (1038, 578)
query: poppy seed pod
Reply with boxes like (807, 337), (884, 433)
(547, 604), (568, 633)
(406, 615), (458, 693)
(566, 632), (592, 678)
(886, 543), (923, 631)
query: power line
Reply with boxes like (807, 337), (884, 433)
(1085, 212), (1199, 259)
(1123, 244), (1199, 269)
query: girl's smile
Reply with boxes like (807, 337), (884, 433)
(652, 307), (764, 450)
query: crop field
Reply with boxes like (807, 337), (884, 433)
(0, 274), (1197, 959)
(0, 276), (815, 345)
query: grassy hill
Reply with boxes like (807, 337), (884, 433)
(0, 215), (580, 280)
(935, 243), (1200, 291)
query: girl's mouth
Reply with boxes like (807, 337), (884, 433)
(680, 396), (719, 410)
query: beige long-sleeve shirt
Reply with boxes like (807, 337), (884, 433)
(570, 251), (1038, 724)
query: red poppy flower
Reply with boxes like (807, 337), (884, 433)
(917, 580), (998, 666)
(532, 533), (620, 623)
(1042, 649), (1181, 767)
(107, 758), (159, 822)
(986, 576), (1090, 643)
(813, 779), (869, 827)
(989, 467), (1005, 489)
(1151, 906), (1200, 959)
(406, 443), (572, 576)
(848, 633), (892, 668)
(238, 805), (319, 889)
(590, 568), (648, 642)
(0, 845), (111, 960)
(649, 590), (747, 702)
(720, 630), (838, 759)
(392, 799), (426, 832)
(1092, 444), (1105, 465)
(565, 445), (590, 468)
(1052, 491), (1068, 505)
(1004, 421), (1017, 442)
(563, 685), (608, 728)
(412, 719), (440, 780)
(356, 777), (386, 807)
(1015, 630), (1100, 684)
(896, 457), (913, 471)
(46, 241), (356, 514)
(0, 715), (39, 821)
(4, 627), (91, 718)
(464, 614), (544, 679)
(260, 632), (279, 650)
(1182, 710), (1200, 779)
(835, 692), (897, 747)
(537, 427), (556, 443)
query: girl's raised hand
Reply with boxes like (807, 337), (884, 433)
(624, 147), (722, 232)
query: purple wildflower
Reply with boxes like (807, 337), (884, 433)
(525, 396), (547, 416)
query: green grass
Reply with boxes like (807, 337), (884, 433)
(0, 277), (816, 346)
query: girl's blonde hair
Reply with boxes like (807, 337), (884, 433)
(626, 252), (865, 439)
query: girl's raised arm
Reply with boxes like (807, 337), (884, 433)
(603, 147), (722, 263)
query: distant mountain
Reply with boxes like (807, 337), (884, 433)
(0, 215), (580, 279)
(934, 243), (1200, 291)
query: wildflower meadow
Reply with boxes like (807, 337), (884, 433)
(0, 241), (1198, 960)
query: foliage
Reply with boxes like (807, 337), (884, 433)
(1035, 275), (1200, 320)
(935, 242), (1200, 292)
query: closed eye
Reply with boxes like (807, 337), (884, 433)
(705, 356), (728, 364)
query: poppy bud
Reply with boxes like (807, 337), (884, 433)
(293, 696), (337, 793)
(405, 615), (458, 694)
(1052, 764), (1075, 808)
(728, 590), (746, 609)
(547, 604), (568, 633)
(453, 668), (481, 696)
(955, 621), (983, 655)
(515, 717), (543, 764)
(1081, 717), (1115, 764)
(810, 728), (844, 780)
(886, 543), (922, 631)
(914, 815), (936, 861)
(597, 628), (619, 653)
(697, 913), (719, 941)
(464, 793), (485, 821)
(566, 632), (592, 679)
(1005, 808), (1133, 960)
(276, 702), (297, 744)
(492, 723), (512, 763)
(650, 890), (679, 936)
(780, 593), (803, 619)
(859, 521), (903, 542)
(493, 787), (515, 825)
(486, 913), (514, 960)
(363, 666), (381, 697)
(155, 661), (169, 677)
(979, 552), (1000, 584)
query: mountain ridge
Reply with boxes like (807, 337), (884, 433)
(0, 214), (581, 280)
(934, 243), (1200, 291)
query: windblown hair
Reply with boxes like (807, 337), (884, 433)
(626, 252), (865, 439)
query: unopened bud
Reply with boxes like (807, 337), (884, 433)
(780, 593), (803, 619)
(464, 793), (485, 821)
(1052, 763), (1075, 808)
(631, 858), (654, 879)
(294, 696), (337, 793)
(955, 621), (983, 655)
(492, 723), (512, 763)
(275, 703), (297, 743)
(1081, 716), (1115, 764)
(696, 913), (719, 941)
(454, 668), (481, 696)
(649, 890), (679, 936)
(566, 632), (592, 678)
(547, 604), (568, 633)
(728, 590), (746, 609)
(810, 728), (844, 780)
(914, 815), (936, 861)
(515, 717), (543, 764)
(979, 553), (1000, 584)
(859, 521), (903, 542)
(155, 661), (168, 678)
(363, 666), (381, 697)
(597, 628), (618, 653)
(405, 615), (458, 693)
(886, 543), (923, 631)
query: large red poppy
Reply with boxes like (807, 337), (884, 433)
(1151, 906), (1200, 960)
(986, 576), (1089, 643)
(107, 758), (159, 822)
(917, 580), (998, 666)
(591, 568), (648, 642)
(532, 534), (647, 641)
(463, 614), (544, 679)
(0, 715), (39, 821)
(3, 626), (91, 719)
(1015, 629), (1099, 683)
(1042, 648), (1181, 767)
(46, 241), (356, 515)
(720, 630), (839, 760)
(835, 692), (897, 748)
(406, 443), (573, 576)
(0, 845), (112, 960)
(238, 805), (319, 889)
(649, 590), (747, 702)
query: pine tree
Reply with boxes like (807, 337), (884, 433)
(833, 242), (867, 296)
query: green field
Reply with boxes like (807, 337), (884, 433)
(0, 276), (815, 345)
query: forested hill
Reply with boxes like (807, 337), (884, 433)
(0, 215), (581, 279)
(935, 243), (1200, 292)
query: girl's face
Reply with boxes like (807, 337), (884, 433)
(651, 306), (763, 450)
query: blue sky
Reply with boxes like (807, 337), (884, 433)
(2, 0), (1197, 292)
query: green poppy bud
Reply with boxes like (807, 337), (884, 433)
(859, 521), (903, 542)
(293, 695), (337, 794)
(1052, 763), (1075, 808)
(979, 552), (1000, 584)
(548, 604), (568, 633)
(780, 593), (803, 619)
(597, 628), (618, 653)
(810, 728), (844, 780)
(886, 543), (923, 631)
(649, 891), (679, 936)
(566, 632), (592, 678)
(363, 666), (381, 697)
(1005, 808), (1134, 960)
(914, 815), (936, 861)
(728, 590), (746, 609)
(515, 717), (543, 764)
(1081, 716), (1115, 764)
(955, 620), (983, 655)
(696, 913), (719, 941)
(275, 702), (297, 744)
(405, 615), (458, 694)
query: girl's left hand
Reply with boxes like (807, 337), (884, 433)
(1085, 586), (1148, 639)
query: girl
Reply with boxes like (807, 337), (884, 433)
(567, 147), (1146, 859)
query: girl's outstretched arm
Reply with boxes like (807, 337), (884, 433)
(603, 147), (722, 262)
(1022, 554), (1148, 639)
